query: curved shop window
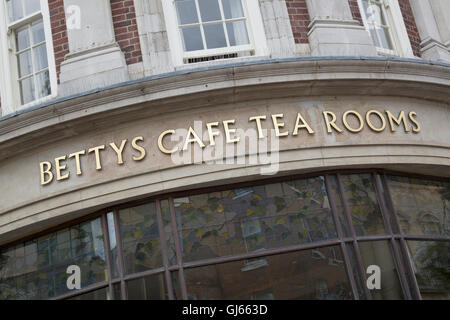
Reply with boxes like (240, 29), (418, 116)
(0, 171), (448, 300)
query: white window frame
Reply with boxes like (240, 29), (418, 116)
(0, 0), (57, 115)
(357, 0), (414, 58)
(162, 0), (268, 66)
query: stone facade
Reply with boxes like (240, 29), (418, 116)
(0, 0), (448, 286)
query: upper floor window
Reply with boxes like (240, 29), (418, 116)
(0, 0), (56, 113)
(357, 0), (414, 57)
(162, 0), (268, 65)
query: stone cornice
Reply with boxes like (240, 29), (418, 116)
(0, 57), (449, 161)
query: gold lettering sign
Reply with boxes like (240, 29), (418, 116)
(39, 109), (421, 185)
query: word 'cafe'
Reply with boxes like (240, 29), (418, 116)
(39, 109), (420, 185)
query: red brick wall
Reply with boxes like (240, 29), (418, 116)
(398, 0), (421, 57)
(285, 0), (310, 44)
(48, 0), (69, 83)
(110, 0), (143, 65)
(348, 0), (363, 25)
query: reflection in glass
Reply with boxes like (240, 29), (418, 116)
(0, 218), (107, 300)
(34, 44), (49, 71)
(326, 175), (351, 237)
(160, 200), (177, 265)
(198, 0), (221, 22)
(345, 243), (366, 299)
(113, 283), (122, 300)
(175, 0), (198, 25)
(171, 271), (182, 300)
(18, 51), (32, 77)
(358, 241), (403, 300)
(20, 77), (35, 105)
(388, 176), (449, 236)
(126, 273), (168, 300)
(107, 212), (120, 278)
(204, 23), (227, 49)
(32, 20), (45, 44)
(222, 0), (244, 19)
(176, 0), (249, 52)
(341, 174), (386, 236)
(118, 203), (162, 274)
(226, 21), (249, 46)
(36, 70), (51, 98)
(181, 26), (204, 51)
(362, 0), (394, 50)
(69, 288), (108, 300)
(407, 241), (449, 300)
(16, 26), (30, 51)
(6, 0), (24, 23)
(175, 177), (337, 262)
(184, 246), (352, 300)
(25, 0), (41, 16)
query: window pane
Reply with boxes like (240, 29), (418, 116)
(171, 271), (182, 300)
(0, 218), (107, 300)
(341, 174), (386, 236)
(388, 176), (449, 236)
(204, 23), (227, 49)
(16, 26), (30, 51)
(18, 50), (32, 77)
(36, 70), (51, 98)
(184, 246), (353, 300)
(33, 44), (48, 71)
(198, 0), (221, 22)
(19, 77), (35, 105)
(222, 0), (244, 19)
(181, 26), (204, 51)
(378, 11), (393, 50)
(118, 203), (163, 274)
(25, 0), (40, 16)
(68, 219), (108, 290)
(345, 243), (367, 299)
(6, 0), (24, 23)
(69, 288), (109, 300)
(175, 177), (337, 262)
(175, 0), (198, 25)
(226, 21), (249, 46)
(365, 2), (382, 27)
(407, 241), (450, 300)
(126, 273), (168, 300)
(113, 283), (122, 300)
(378, 27), (393, 50)
(369, 28), (381, 48)
(32, 20), (45, 45)
(358, 241), (404, 300)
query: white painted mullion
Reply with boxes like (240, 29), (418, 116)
(194, 0), (207, 50)
(28, 22), (39, 100)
